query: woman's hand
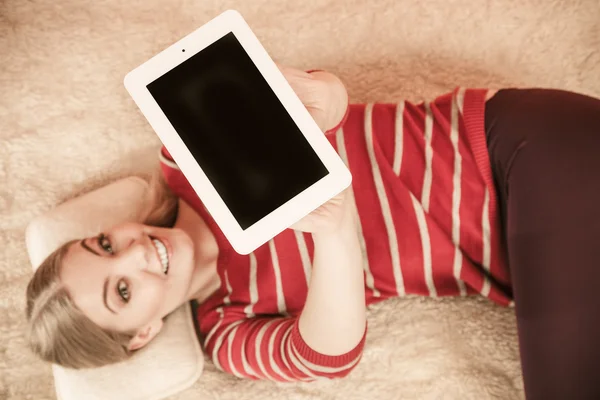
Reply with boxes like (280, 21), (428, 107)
(278, 65), (352, 235)
(278, 65), (349, 133)
(289, 189), (353, 235)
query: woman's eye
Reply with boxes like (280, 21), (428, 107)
(117, 280), (130, 303)
(98, 234), (114, 254)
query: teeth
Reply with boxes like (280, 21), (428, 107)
(151, 238), (169, 274)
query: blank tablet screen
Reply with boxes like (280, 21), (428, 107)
(147, 32), (329, 230)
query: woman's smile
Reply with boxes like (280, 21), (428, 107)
(149, 236), (170, 274)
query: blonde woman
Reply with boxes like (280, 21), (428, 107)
(25, 65), (600, 399)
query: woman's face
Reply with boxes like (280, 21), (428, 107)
(60, 222), (196, 336)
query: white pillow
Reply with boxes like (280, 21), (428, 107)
(25, 176), (203, 400)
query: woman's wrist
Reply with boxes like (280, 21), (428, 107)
(311, 205), (357, 242)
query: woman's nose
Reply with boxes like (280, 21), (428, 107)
(118, 240), (151, 272)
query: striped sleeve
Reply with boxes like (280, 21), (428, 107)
(203, 315), (366, 381)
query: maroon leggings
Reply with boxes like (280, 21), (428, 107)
(485, 88), (600, 399)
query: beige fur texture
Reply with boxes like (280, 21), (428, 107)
(2, 0), (599, 399)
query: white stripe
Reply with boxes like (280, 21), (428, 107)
(158, 149), (179, 170)
(291, 342), (363, 374)
(410, 194), (437, 297)
(480, 275), (491, 298)
(203, 309), (223, 350)
(280, 324), (308, 380)
(452, 251), (466, 296)
(451, 90), (467, 296)
(364, 104), (405, 296)
(241, 334), (258, 376)
(268, 240), (287, 315)
(457, 89), (466, 114)
(254, 320), (279, 380)
(422, 102), (434, 212)
(266, 322), (294, 381)
(240, 320), (259, 377)
(481, 189), (492, 297)
(393, 102), (405, 176)
(276, 324), (316, 381)
(286, 334), (319, 379)
(244, 253), (258, 318)
(205, 270), (233, 346)
(336, 127), (380, 297)
(226, 325), (244, 378)
(294, 230), (312, 286)
(211, 319), (244, 372)
(223, 270), (232, 305)
(204, 270), (232, 354)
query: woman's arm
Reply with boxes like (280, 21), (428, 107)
(298, 194), (367, 355)
(281, 66), (366, 356)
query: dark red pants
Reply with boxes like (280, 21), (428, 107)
(485, 88), (600, 399)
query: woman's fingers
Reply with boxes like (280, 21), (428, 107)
(304, 70), (348, 132)
(277, 65), (348, 132)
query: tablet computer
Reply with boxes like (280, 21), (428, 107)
(124, 10), (352, 255)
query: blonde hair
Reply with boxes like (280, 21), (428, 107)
(25, 165), (179, 369)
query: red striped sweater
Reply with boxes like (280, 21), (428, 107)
(159, 87), (512, 382)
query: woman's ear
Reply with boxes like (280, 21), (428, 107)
(127, 319), (164, 351)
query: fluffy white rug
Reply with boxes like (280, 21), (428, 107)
(2, 0), (599, 398)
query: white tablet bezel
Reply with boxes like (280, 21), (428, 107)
(124, 10), (352, 254)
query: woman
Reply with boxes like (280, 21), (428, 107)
(25, 65), (600, 399)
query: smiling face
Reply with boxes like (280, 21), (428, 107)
(60, 222), (196, 341)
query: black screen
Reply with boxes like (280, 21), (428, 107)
(147, 33), (329, 230)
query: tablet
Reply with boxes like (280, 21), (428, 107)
(124, 10), (352, 255)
